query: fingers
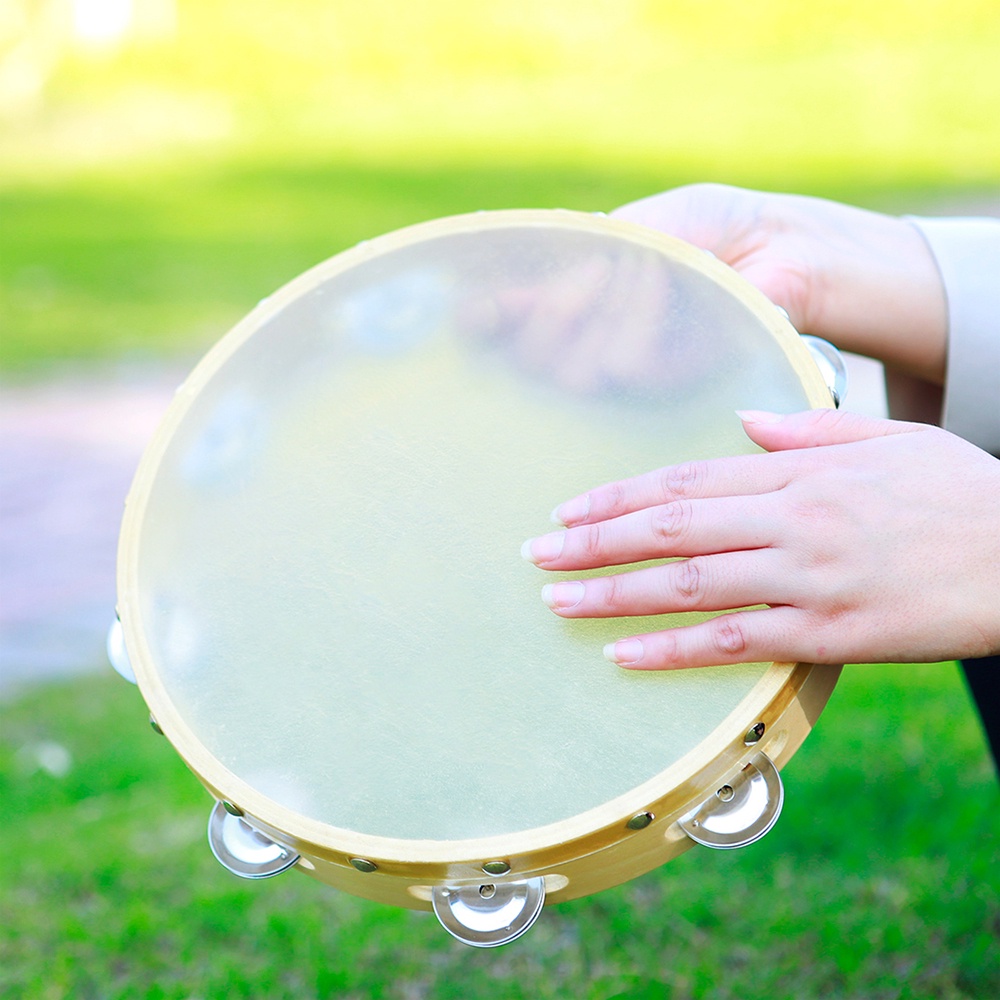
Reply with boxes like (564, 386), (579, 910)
(549, 409), (930, 529)
(532, 408), (942, 672)
(531, 251), (668, 394)
(601, 606), (811, 670)
(738, 407), (924, 451)
(479, 251), (677, 396)
(538, 550), (786, 618)
(524, 495), (776, 570)
(610, 183), (758, 261)
(550, 447), (794, 528)
(499, 256), (614, 373)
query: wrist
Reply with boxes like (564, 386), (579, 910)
(802, 201), (948, 383)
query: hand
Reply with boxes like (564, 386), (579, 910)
(521, 409), (1000, 669)
(612, 184), (948, 383)
(468, 251), (666, 394)
(462, 246), (691, 396)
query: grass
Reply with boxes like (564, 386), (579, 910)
(3, 1), (997, 371)
(2, 150), (997, 372)
(1, 154), (661, 368)
(1, 663), (997, 999)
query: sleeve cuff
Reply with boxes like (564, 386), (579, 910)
(906, 215), (1000, 455)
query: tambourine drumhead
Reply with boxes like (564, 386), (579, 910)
(118, 210), (839, 908)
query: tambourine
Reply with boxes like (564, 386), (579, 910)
(108, 210), (847, 947)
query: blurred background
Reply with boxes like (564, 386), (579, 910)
(2, 0), (998, 368)
(1, 2), (998, 997)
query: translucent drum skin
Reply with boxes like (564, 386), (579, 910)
(113, 210), (842, 946)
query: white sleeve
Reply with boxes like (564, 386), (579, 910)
(907, 216), (1000, 455)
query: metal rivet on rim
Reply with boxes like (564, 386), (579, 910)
(482, 860), (511, 876)
(149, 715), (163, 735)
(222, 801), (244, 817)
(350, 858), (378, 873)
(744, 722), (766, 745)
(626, 812), (654, 830)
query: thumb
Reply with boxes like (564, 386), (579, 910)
(737, 408), (925, 451)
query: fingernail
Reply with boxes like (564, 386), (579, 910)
(736, 409), (785, 424)
(603, 638), (645, 666)
(551, 494), (590, 526)
(521, 531), (565, 564)
(541, 581), (585, 609)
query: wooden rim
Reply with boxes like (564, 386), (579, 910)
(118, 208), (836, 870)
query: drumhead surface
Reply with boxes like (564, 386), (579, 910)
(121, 211), (827, 843)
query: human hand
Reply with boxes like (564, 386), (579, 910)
(612, 184), (948, 383)
(521, 408), (1000, 668)
(468, 249), (674, 394)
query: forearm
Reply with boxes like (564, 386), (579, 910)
(797, 200), (948, 383)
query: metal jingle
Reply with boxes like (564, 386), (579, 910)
(678, 750), (784, 850)
(431, 877), (546, 948)
(800, 335), (849, 408)
(207, 800), (300, 879)
(106, 617), (137, 684)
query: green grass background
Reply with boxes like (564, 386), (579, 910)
(3, 0), (999, 370)
(2, 664), (996, 999)
(2, 0), (999, 996)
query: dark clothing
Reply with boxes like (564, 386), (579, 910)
(962, 656), (1000, 773)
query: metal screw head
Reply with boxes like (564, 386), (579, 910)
(717, 785), (735, 802)
(222, 801), (244, 817)
(626, 812), (654, 831)
(744, 722), (766, 745)
(479, 884), (497, 899)
(350, 858), (378, 873)
(482, 860), (511, 876)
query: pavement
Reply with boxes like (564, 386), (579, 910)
(0, 353), (888, 702)
(0, 364), (184, 699)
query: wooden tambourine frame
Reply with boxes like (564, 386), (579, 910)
(115, 210), (842, 938)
